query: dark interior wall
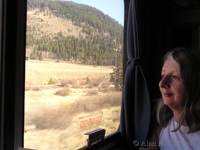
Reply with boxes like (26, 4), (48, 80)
(166, 3), (200, 49)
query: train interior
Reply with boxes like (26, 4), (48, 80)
(1, 0), (200, 150)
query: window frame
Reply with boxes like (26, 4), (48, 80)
(0, 0), (27, 149)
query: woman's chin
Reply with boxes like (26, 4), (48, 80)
(163, 99), (173, 107)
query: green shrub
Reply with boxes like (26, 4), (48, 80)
(48, 78), (55, 84)
(85, 76), (90, 84)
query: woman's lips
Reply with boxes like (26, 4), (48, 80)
(162, 92), (173, 97)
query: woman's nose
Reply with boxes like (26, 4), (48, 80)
(159, 76), (170, 88)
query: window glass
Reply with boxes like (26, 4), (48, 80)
(24, 0), (124, 149)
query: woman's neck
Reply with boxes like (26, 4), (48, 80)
(172, 109), (187, 126)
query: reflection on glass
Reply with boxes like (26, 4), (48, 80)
(24, 0), (124, 149)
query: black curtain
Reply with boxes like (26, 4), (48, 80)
(120, 0), (153, 149)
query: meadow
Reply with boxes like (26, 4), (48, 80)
(24, 59), (122, 150)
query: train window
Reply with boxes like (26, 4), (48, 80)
(24, 0), (124, 149)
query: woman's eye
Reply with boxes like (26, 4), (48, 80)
(172, 75), (179, 79)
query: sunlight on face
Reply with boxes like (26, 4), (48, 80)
(159, 56), (187, 111)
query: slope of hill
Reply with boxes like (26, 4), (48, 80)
(26, 0), (123, 66)
(27, 8), (86, 38)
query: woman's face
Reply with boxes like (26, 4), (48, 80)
(159, 56), (187, 111)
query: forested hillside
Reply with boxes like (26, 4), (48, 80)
(26, 0), (123, 66)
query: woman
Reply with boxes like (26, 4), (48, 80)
(140, 48), (200, 150)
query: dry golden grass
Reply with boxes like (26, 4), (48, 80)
(27, 9), (86, 39)
(24, 60), (122, 150)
